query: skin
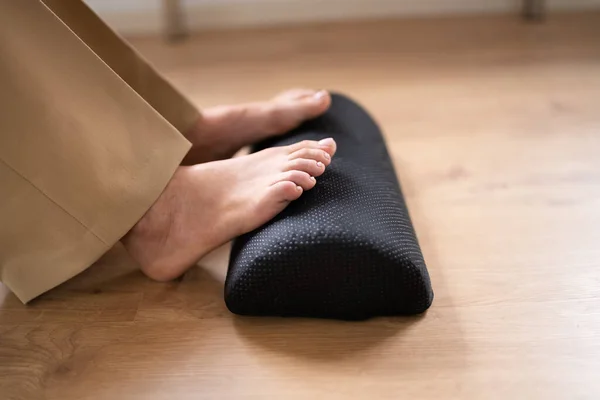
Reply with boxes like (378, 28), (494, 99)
(122, 89), (336, 281)
(182, 89), (332, 164)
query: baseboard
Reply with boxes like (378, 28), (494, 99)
(84, 0), (600, 35)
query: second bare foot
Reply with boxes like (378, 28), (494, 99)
(122, 137), (337, 281)
(182, 89), (332, 164)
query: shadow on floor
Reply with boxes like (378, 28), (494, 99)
(232, 312), (426, 361)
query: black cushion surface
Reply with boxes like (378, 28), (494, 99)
(225, 93), (433, 320)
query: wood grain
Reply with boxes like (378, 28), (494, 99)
(2, 13), (600, 400)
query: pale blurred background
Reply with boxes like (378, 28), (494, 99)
(80, 0), (600, 122)
(85, 0), (598, 34)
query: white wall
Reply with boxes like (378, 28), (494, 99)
(83, 0), (600, 35)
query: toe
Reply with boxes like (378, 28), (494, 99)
(287, 140), (320, 153)
(266, 90), (331, 134)
(296, 90), (331, 119)
(285, 158), (327, 177)
(317, 138), (337, 158)
(272, 88), (319, 102)
(270, 180), (303, 202)
(275, 170), (317, 191)
(287, 138), (337, 159)
(288, 147), (331, 166)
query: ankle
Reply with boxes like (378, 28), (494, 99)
(121, 168), (187, 274)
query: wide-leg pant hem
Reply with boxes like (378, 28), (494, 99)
(0, 0), (195, 303)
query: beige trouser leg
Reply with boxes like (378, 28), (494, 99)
(0, 0), (200, 303)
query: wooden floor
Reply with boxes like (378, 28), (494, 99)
(2, 12), (600, 400)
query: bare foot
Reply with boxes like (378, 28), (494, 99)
(182, 89), (331, 164)
(122, 138), (337, 281)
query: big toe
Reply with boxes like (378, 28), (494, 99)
(317, 138), (337, 158)
(273, 88), (319, 102)
(296, 90), (332, 119)
(273, 89), (332, 121)
(287, 138), (337, 160)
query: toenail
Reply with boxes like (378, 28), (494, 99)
(310, 176), (316, 182)
(324, 152), (330, 160)
(317, 161), (324, 168)
(319, 138), (334, 146)
(314, 90), (327, 100)
(296, 186), (302, 192)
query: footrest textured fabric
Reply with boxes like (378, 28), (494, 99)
(225, 93), (433, 320)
